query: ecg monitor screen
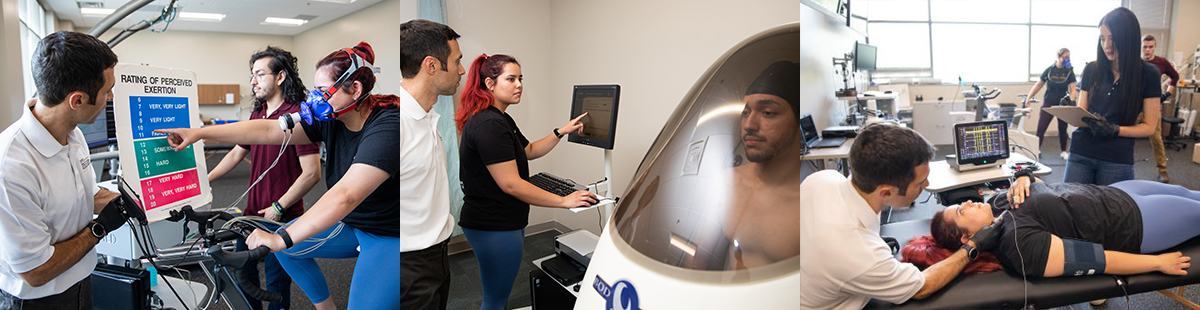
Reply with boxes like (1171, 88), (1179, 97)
(953, 120), (1009, 165)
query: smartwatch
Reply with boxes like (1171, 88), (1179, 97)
(553, 128), (565, 139)
(89, 222), (106, 241)
(962, 242), (979, 260)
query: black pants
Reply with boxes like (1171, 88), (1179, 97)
(400, 239), (451, 310)
(1037, 104), (1070, 151)
(0, 277), (91, 310)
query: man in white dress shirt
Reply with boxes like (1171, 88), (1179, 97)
(0, 31), (131, 309)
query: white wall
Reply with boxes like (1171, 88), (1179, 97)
(93, 29), (294, 121)
(0, 0), (24, 128)
(447, 0), (555, 226)
(293, 0), (414, 97)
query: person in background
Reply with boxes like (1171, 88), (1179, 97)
(1063, 7), (1161, 186)
(1141, 34), (1181, 183)
(1024, 48), (1077, 161)
(206, 46), (321, 310)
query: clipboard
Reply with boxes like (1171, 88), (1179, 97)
(1042, 106), (1098, 127)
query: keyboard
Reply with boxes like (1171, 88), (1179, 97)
(529, 172), (586, 196)
(529, 173), (596, 206)
(807, 136), (846, 148)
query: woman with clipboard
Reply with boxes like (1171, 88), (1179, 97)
(1064, 7), (1162, 186)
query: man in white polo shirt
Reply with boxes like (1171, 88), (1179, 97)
(394, 19), (465, 309)
(800, 123), (1005, 309)
(0, 31), (131, 309)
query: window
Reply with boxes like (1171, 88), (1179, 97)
(868, 23), (930, 69)
(860, 0), (1121, 84)
(929, 0), (1029, 23)
(1031, 0), (1118, 26)
(931, 24), (1028, 82)
(18, 0), (53, 100)
(863, 0), (927, 21)
(1029, 26), (1100, 81)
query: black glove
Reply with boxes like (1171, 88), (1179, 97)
(1162, 92), (1172, 102)
(1059, 95), (1075, 106)
(94, 197), (130, 234)
(969, 211), (1009, 252)
(1082, 115), (1119, 139)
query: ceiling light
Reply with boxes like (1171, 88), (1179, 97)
(312, 0), (357, 3)
(262, 17), (308, 27)
(178, 12), (225, 22)
(80, 8), (115, 16)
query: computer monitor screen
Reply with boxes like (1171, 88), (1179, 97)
(953, 120), (1009, 166)
(799, 114), (819, 143)
(568, 85), (620, 150)
(854, 42), (877, 71)
(80, 108), (109, 148)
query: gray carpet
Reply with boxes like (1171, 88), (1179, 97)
(165, 151), (558, 310)
(884, 135), (1200, 310)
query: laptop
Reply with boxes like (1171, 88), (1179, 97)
(800, 114), (845, 148)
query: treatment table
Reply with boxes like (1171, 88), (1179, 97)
(864, 219), (1200, 309)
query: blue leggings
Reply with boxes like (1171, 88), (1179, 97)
(1110, 180), (1200, 253)
(273, 222), (401, 309)
(462, 227), (524, 310)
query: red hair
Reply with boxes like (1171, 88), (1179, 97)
(905, 209), (1003, 273)
(902, 236), (1003, 273)
(317, 41), (399, 113)
(455, 53), (519, 132)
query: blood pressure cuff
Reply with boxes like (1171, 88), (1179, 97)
(1062, 238), (1106, 277)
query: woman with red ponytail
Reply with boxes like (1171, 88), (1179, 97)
(456, 53), (597, 310)
(156, 41), (407, 310)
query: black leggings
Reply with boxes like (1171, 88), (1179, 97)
(1037, 105), (1069, 151)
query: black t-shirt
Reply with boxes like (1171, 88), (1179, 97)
(993, 183), (1142, 277)
(1040, 64), (1076, 106)
(1069, 62), (1162, 164)
(458, 106), (531, 231)
(300, 107), (400, 237)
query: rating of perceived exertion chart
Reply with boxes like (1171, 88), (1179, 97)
(129, 96), (201, 210)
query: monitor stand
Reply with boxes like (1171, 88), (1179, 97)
(602, 149), (614, 226)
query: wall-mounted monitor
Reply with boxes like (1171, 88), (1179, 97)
(854, 41), (877, 71)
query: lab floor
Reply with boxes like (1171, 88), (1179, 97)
(887, 136), (1200, 310)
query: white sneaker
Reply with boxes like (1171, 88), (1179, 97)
(1090, 298), (1107, 305)
(1061, 152), (1069, 160)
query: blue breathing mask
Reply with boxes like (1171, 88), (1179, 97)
(279, 48), (373, 130)
(1063, 58), (1072, 68)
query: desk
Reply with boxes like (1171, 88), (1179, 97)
(925, 153), (1051, 204)
(153, 275), (208, 310)
(804, 138), (854, 172)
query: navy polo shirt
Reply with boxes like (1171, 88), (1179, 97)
(1069, 61), (1161, 164)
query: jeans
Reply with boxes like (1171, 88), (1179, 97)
(1110, 180), (1200, 253)
(274, 222), (403, 309)
(1063, 153), (1134, 185)
(236, 222), (291, 310)
(462, 227), (525, 310)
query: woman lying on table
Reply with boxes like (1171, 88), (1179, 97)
(904, 171), (1195, 278)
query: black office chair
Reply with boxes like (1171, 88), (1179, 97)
(1164, 95), (1188, 151)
